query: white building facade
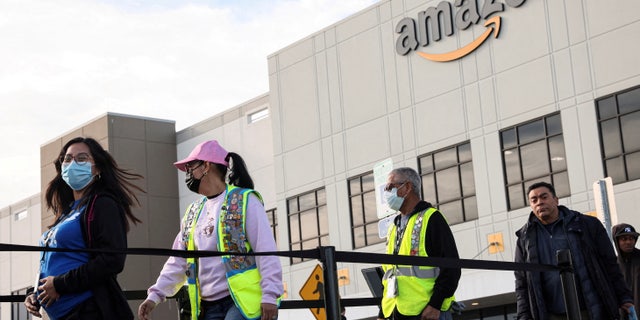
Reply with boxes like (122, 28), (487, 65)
(2, 0), (640, 319)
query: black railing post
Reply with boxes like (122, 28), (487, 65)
(557, 249), (581, 320)
(320, 246), (341, 320)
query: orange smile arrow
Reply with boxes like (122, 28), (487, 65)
(417, 15), (501, 62)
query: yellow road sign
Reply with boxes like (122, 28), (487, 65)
(299, 264), (325, 320)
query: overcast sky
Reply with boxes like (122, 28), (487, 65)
(0, 0), (379, 209)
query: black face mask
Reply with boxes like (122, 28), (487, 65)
(185, 172), (201, 193)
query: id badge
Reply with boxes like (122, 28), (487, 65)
(386, 273), (398, 298)
(186, 262), (197, 285)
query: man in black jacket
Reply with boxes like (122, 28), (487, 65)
(613, 223), (640, 314)
(515, 181), (634, 319)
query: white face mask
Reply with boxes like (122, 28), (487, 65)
(384, 186), (406, 211)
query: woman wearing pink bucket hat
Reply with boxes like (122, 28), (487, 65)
(139, 140), (283, 320)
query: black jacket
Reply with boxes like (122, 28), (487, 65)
(53, 194), (134, 320)
(515, 206), (632, 320)
(612, 223), (640, 312)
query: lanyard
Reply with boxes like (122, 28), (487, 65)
(393, 216), (408, 255)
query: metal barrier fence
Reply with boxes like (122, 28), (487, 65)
(0, 243), (579, 320)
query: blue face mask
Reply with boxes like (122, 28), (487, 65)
(384, 187), (405, 211)
(61, 161), (94, 191)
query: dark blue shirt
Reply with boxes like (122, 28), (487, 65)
(536, 213), (568, 314)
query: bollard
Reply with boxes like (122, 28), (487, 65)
(320, 246), (342, 320)
(557, 249), (581, 320)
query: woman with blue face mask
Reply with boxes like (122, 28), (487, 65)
(24, 137), (145, 320)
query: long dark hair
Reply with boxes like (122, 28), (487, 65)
(212, 152), (254, 189)
(45, 137), (144, 231)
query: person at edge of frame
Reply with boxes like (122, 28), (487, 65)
(514, 181), (634, 319)
(24, 137), (144, 320)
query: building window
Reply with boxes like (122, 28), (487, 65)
(348, 172), (383, 249)
(248, 107), (269, 124)
(596, 85), (640, 184)
(266, 208), (278, 245)
(287, 188), (328, 264)
(14, 210), (27, 221)
(500, 113), (570, 210)
(418, 142), (478, 225)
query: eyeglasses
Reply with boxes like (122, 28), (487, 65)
(384, 181), (407, 192)
(61, 153), (92, 165)
(185, 161), (204, 173)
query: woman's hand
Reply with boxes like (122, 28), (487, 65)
(138, 299), (157, 320)
(24, 293), (42, 318)
(37, 276), (60, 307)
(261, 303), (278, 320)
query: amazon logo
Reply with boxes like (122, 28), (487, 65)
(396, 0), (526, 62)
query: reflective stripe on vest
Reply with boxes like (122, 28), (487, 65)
(381, 207), (455, 317)
(383, 265), (440, 279)
(182, 197), (207, 320)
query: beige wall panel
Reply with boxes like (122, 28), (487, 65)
(109, 115), (145, 139)
(614, 181), (640, 226)
(282, 141), (323, 189)
(591, 21), (640, 89)
(326, 46), (345, 133)
(560, 109), (587, 195)
(395, 109), (412, 156)
(493, 1), (549, 73)
(553, 48), (575, 101)
(484, 131), (509, 214)
(338, 29), (387, 128)
(460, 22), (480, 85)
(220, 116), (243, 150)
(479, 78), (498, 125)
(469, 137), (493, 220)
(269, 74), (284, 155)
(145, 141), (179, 197)
(335, 4), (379, 43)
(109, 137), (147, 180)
(145, 120), (176, 143)
(82, 116), (108, 141)
(565, 0), (587, 45)
(464, 84), (483, 131)
(344, 118), (391, 170)
(585, 0), (640, 36)
(314, 51), (333, 138)
(409, 44), (462, 104)
(569, 43), (593, 95)
(252, 165), (277, 209)
(321, 137), (336, 178)
(277, 38), (314, 70)
(243, 117), (275, 169)
(547, 0), (570, 51)
(0, 258), (8, 293)
(331, 134), (347, 175)
(415, 90), (466, 147)
(279, 58), (320, 151)
(575, 101), (605, 186)
(314, 33), (326, 53)
(495, 57), (555, 121)
(380, 20), (401, 113)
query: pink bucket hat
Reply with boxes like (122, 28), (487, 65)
(174, 140), (229, 171)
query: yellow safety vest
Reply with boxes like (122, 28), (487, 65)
(381, 207), (455, 317)
(183, 185), (279, 320)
